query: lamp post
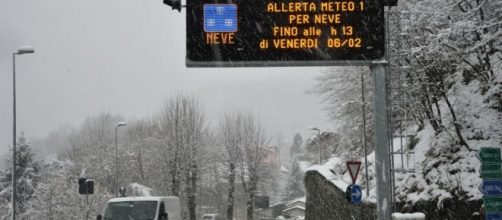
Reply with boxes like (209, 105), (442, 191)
(309, 127), (321, 165)
(115, 122), (127, 197)
(12, 46), (34, 220)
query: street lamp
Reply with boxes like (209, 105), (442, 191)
(309, 127), (321, 165)
(115, 121), (127, 197)
(12, 46), (35, 220)
(17, 47), (35, 54)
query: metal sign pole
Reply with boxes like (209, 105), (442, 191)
(85, 194), (89, 220)
(361, 71), (369, 197)
(372, 61), (392, 220)
(12, 53), (17, 220)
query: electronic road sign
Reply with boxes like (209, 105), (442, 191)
(186, 0), (385, 67)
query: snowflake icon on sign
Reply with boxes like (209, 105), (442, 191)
(216, 7), (224, 15)
(203, 4), (237, 33)
(207, 19), (215, 26)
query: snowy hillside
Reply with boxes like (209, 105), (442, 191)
(307, 65), (502, 212)
(395, 69), (502, 207)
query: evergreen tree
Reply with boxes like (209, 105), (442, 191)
(23, 160), (110, 220)
(281, 159), (304, 202)
(289, 133), (303, 156)
(0, 133), (40, 219)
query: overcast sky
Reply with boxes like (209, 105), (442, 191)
(0, 0), (333, 160)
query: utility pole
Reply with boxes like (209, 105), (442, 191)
(12, 53), (17, 220)
(372, 61), (391, 220)
(361, 71), (369, 197)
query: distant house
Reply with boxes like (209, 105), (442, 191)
(282, 206), (305, 219)
(254, 197), (306, 220)
(261, 145), (280, 168)
(281, 198), (305, 219)
(254, 202), (287, 220)
(284, 198), (305, 210)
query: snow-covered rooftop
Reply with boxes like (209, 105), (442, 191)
(285, 197), (306, 207)
(283, 205), (305, 212)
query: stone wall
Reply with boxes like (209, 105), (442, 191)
(304, 170), (377, 220)
(304, 169), (483, 220)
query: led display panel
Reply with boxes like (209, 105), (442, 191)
(186, 0), (385, 67)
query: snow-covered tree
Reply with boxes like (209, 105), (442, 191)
(289, 133), (303, 156)
(305, 131), (341, 162)
(235, 113), (268, 220)
(218, 112), (245, 220)
(309, 67), (374, 157)
(281, 158), (304, 202)
(153, 93), (206, 220)
(394, 0), (502, 151)
(123, 119), (159, 188)
(24, 159), (110, 220)
(0, 133), (41, 220)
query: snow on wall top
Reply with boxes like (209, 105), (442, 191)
(306, 151), (379, 203)
(306, 158), (350, 196)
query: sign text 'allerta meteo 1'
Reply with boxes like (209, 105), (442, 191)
(186, 0), (385, 67)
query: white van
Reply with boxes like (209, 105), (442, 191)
(97, 196), (181, 220)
